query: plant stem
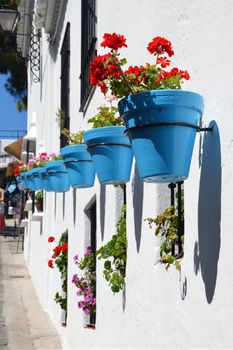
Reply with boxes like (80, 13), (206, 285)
(111, 54), (135, 95)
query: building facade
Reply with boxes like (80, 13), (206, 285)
(21, 0), (231, 349)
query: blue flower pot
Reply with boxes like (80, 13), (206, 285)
(22, 172), (30, 189)
(19, 173), (26, 189)
(118, 90), (204, 183)
(26, 169), (37, 191)
(40, 168), (53, 192)
(31, 168), (44, 190)
(60, 144), (95, 188)
(84, 126), (133, 184)
(45, 160), (70, 192)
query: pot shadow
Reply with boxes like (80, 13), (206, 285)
(73, 188), (77, 225)
(63, 192), (66, 220)
(100, 184), (106, 241)
(132, 164), (144, 252)
(195, 121), (221, 303)
(54, 193), (57, 218)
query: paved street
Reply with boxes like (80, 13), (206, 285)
(0, 219), (62, 350)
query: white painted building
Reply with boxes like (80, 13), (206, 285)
(20, 0), (232, 349)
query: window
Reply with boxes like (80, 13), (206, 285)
(84, 198), (96, 326)
(80, 0), (97, 111)
(60, 23), (70, 148)
(168, 182), (184, 257)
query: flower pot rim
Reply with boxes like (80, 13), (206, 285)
(45, 159), (64, 169)
(60, 144), (88, 154)
(119, 89), (203, 102)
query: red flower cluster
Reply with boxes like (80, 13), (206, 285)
(89, 53), (121, 92)
(156, 67), (190, 83)
(124, 65), (144, 84)
(13, 167), (20, 177)
(147, 36), (174, 57)
(48, 259), (54, 268)
(47, 238), (68, 268)
(101, 33), (127, 50)
(157, 57), (171, 68)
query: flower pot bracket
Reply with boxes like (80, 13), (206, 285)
(124, 122), (213, 136)
(63, 159), (93, 164)
(87, 142), (132, 151)
(47, 171), (68, 175)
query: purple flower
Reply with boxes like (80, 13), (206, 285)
(90, 298), (96, 306)
(85, 287), (91, 294)
(83, 306), (91, 315)
(84, 294), (93, 302)
(84, 246), (92, 256)
(73, 254), (79, 262)
(76, 289), (83, 296)
(72, 274), (79, 284)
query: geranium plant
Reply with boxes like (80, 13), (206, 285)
(145, 190), (184, 270)
(89, 33), (190, 97)
(48, 233), (68, 313)
(72, 246), (96, 316)
(96, 204), (127, 293)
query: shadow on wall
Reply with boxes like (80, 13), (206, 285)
(132, 164), (144, 252)
(194, 121), (221, 304)
(73, 188), (77, 225)
(100, 184), (106, 241)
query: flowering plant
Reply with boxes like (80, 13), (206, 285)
(90, 33), (190, 98)
(87, 105), (122, 128)
(72, 246), (96, 316)
(48, 233), (68, 311)
(96, 205), (127, 293)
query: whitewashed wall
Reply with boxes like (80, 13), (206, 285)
(24, 0), (233, 348)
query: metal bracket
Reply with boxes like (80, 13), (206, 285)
(30, 31), (40, 83)
(124, 122), (213, 136)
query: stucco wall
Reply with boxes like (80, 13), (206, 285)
(24, 0), (233, 348)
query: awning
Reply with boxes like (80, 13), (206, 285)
(4, 138), (23, 160)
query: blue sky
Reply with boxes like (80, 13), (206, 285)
(0, 75), (27, 138)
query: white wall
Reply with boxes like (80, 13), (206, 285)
(24, 0), (233, 348)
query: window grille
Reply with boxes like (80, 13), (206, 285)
(80, 0), (97, 111)
(168, 182), (184, 257)
(85, 199), (96, 326)
(60, 23), (70, 148)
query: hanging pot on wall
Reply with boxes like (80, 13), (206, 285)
(45, 160), (70, 192)
(84, 126), (133, 185)
(60, 144), (95, 188)
(30, 167), (44, 191)
(118, 89), (204, 183)
(40, 168), (53, 192)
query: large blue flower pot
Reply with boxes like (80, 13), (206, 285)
(45, 160), (70, 192)
(118, 90), (204, 183)
(60, 144), (95, 188)
(84, 126), (133, 184)
(31, 168), (44, 190)
(40, 168), (53, 192)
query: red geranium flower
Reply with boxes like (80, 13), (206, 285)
(157, 57), (171, 68)
(124, 65), (144, 84)
(53, 245), (62, 256)
(101, 33), (127, 50)
(89, 53), (121, 89)
(61, 243), (68, 253)
(147, 36), (174, 57)
(48, 236), (55, 243)
(48, 259), (54, 268)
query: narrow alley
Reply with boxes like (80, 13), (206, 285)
(0, 220), (62, 350)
